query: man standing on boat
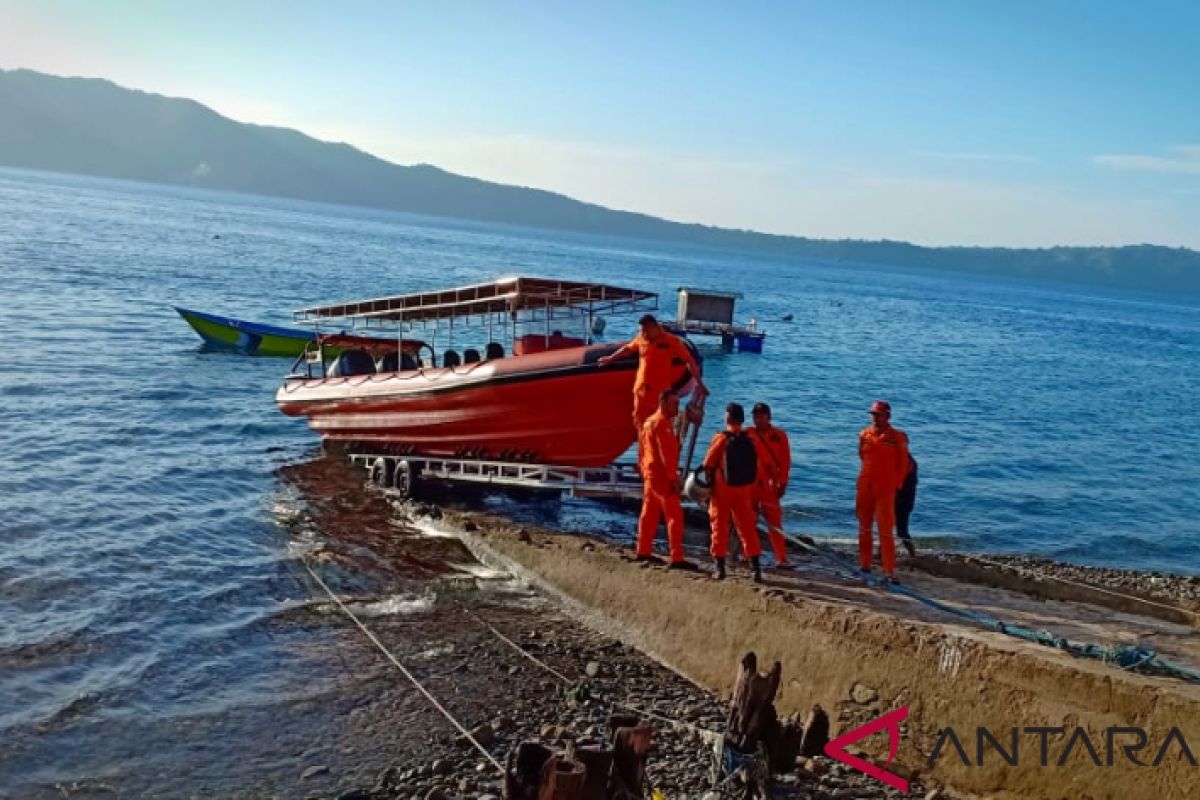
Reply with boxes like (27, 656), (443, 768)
(750, 402), (793, 568)
(703, 402), (767, 582)
(598, 315), (705, 429)
(857, 400), (910, 583)
(635, 392), (697, 570)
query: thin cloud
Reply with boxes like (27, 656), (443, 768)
(1094, 145), (1200, 175)
(915, 150), (1037, 164)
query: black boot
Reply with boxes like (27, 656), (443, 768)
(751, 556), (763, 584)
(713, 558), (726, 581)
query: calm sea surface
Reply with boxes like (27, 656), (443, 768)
(1, 168), (1198, 795)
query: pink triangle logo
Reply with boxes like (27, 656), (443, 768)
(823, 705), (911, 792)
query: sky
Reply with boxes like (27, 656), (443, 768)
(2, 0), (1198, 248)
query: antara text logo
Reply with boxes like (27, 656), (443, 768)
(825, 706), (1199, 793)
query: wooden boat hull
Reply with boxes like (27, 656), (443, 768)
(276, 344), (639, 467)
(175, 306), (325, 357)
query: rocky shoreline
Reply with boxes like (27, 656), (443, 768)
(333, 605), (938, 800)
(294, 493), (1198, 800)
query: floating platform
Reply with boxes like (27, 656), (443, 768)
(663, 287), (765, 352)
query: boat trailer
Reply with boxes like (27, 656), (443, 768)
(349, 453), (645, 501)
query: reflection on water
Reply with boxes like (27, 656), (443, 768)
(0, 453), (537, 798)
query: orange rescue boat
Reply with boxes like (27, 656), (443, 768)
(276, 277), (695, 468)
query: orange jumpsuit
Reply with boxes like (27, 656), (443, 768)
(751, 425), (792, 563)
(636, 408), (685, 562)
(630, 331), (700, 428)
(703, 426), (766, 559)
(856, 424), (910, 573)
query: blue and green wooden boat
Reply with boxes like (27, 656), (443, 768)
(174, 306), (326, 357)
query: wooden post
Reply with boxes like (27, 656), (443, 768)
(537, 754), (587, 800)
(725, 651), (781, 753)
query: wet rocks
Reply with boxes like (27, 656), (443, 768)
(336, 601), (946, 800)
(456, 723), (495, 749)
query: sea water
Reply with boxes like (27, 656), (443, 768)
(1, 168), (1197, 794)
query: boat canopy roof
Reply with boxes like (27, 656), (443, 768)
(316, 332), (425, 354)
(293, 277), (657, 325)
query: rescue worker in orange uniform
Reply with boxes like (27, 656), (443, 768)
(750, 402), (793, 568)
(635, 392), (698, 570)
(856, 400), (910, 583)
(703, 402), (768, 582)
(598, 315), (705, 430)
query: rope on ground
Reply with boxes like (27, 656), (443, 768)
(957, 553), (1200, 623)
(462, 608), (723, 744)
(298, 559), (506, 775)
(772, 526), (1200, 686)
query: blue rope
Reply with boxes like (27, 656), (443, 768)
(782, 532), (1200, 686)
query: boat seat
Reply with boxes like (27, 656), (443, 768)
(443, 349), (462, 368)
(463, 348), (481, 364)
(378, 351), (421, 373)
(328, 349), (376, 377)
(485, 342), (505, 360)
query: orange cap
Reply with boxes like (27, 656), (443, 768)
(869, 400), (891, 415)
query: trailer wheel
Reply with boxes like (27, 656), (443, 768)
(392, 460), (417, 499)
(369, 457), (393, 488)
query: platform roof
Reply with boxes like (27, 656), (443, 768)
(294, 277), (657, 324)
(678, 286), (742, 300)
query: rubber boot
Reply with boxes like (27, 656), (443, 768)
(713, 558), (726, 581)
(751, 556), (763, 584)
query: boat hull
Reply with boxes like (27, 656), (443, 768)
(175, 307), (322, 357)
(276, 345), (638, 467)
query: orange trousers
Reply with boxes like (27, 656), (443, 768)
(856, 477), (896, 573)
(756, 490), (788, 563)
(709, 484), (761, 559)
(637, 484), (685, 562)
(633, 385), (663, 429)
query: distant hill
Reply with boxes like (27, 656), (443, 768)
(2, 68), (1198, 296)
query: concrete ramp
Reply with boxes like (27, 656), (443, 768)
(446, 511), (1200, 800)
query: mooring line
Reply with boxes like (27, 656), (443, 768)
(465, 609), (573, 685)
(767, 525), (1200, 685)
(463, 607), (722, 742)
(299, 559), (506, 775)
(958, 553), (1200, 623)
(761, 520), (1199, 623)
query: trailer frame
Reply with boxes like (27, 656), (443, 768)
(349, 452), (645, 501)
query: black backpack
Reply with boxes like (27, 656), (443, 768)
(723, 431), (758, 487)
